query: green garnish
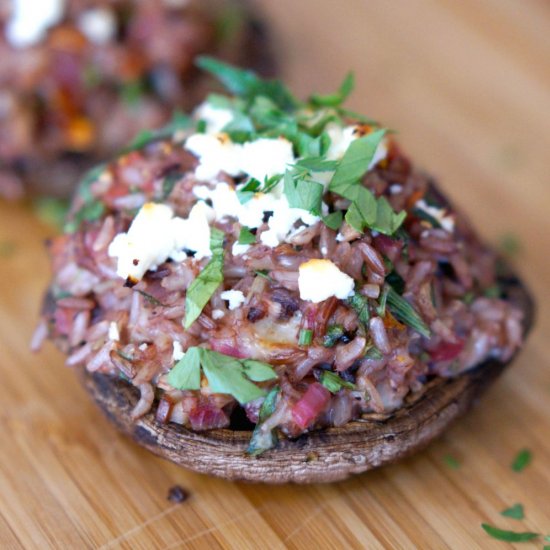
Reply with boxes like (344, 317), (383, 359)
(161, 172), (182, 199)
(167, 347), (277, 404)
(481, 524), (538, 543)
(511, 448), (532, 472)
(323, 324), (345, 348)
(283, 170), (323, 215)
(443, 455), (460, 470)
(184, 228), (225, 328)
(386, 287), (431, 338)
(346, 293), (370, 326)
(501, 503), (525, 520)
(135, 289), (166, 307)
(32, 197), (69, 230)
(238, 227), (256, 245)
(310, 72), (355, 108)
(298, 328), (313, 347)
(322, 211), (344, 231)
(319, 371), (355, 393)
(247, 386), (280, 456)
(195, 119), (207, 133)
(120, 79), (146, 107)
(483, 285), (501, 298)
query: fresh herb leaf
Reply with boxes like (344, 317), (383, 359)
(238, 227), (256, 245)
(347, 293), (370, 325)
(372, 197), (407, 235)
(320, 371), (355, 393)
(323, 324), (345, 347)
(241, 360), (278, 382)
(195, 119), (207, 133)
(413, 206), (442, 228)
(236, 178), (261, 204)
(386, 270), (405, 295)
(283, 171), (323, 214)
(162, 172), (182, 199)
(365, 346), (383, 360)
(310, 72), (355, 107)
(167, 347), (201, 390)
(247, 386), (280, 456)
(196, 56), (298, 110)
(298, 328), (313, 347)
(501, 503), (525, 520)
(255, 269), (271, 280)
(386, 287), (431, 337)
(344, 187), (378, 232)
(184, 228), (225, 328)
(65, 200), (105, 233)
(328, 129), (387, 196)
(200, 349), (267, 404)
(294, 157), (339, 172)
(511, 448), (532, 472)
(481, 524), (539, 543)
(322, 211), (343, 231)
(443, 455), (460, 470)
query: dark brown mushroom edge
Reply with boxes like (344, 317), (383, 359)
(0, 0), (275, 199)
(79, 266), (533, 484)
(35, 61), (535, 484)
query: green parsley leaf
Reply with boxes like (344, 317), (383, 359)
(241, 360), (278, 382)
(481, 524), (539, 543)
(328, 129), (387, 196)
(501, 503), (525, 520)
(310, 72), (355, 107)
(200, 350), (267, 404)
(167, 347), (201, 390)
(196, 56), (298, 110)
(294, 157), (339, 172)
(184, 228), (225, 328)
(283, 171), (323, 215)
(247, 386), (280, 456)
(344, 187), (378, 232)
(372, 197), (407, 235)
(320, 371), (355, 393)
(443, 455), (460, 470)
(386, 287), (431, 338)
(238, 227), (256, 245)
(322, 211), (344, 231)
(511, 448), (532, 472)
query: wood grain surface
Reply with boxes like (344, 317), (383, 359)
(1, 0), (549, 547)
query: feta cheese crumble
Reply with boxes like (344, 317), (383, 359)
(108, 202), (214, 282)
(7, 0), (65, 48)
(220, 290), (246, 310)
(194, 102), (235, 134)
(172, 341), (184, 362)
(78, 8), (116, 45)
(298, 259), (355, 303)
(108, 322), (120, 342)
(415, 199), (455, 232)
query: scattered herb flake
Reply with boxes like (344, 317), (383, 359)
(184, 228), (225, 328)
(135, 289), (166, 307)
(283, 171), (323, 215)
(346, 293), (370, 326)
(310, 72), (355, 108)
(238, 227), (256, 245)
(481, 523), (539, 543)
(247, 386), (280, 456)
(298, 328), (313, 347)
(322, 211), (343, 231)
(501, 503), (524, 520)
(320, 371), (355, 393)
(386, 287), (431, 338)
(511, 448), (532, 472)
(323, 324), (345, 348)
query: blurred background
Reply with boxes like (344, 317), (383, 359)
(1, 1), (549, 547)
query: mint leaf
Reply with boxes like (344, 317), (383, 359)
(501, 504), (525, 520)
(238, 227), (256, 245)
(320, 371), (355, 393)
(167, 347), (201, 390)
(184, 228), (225, 328)
(481, 524), (539, 542)
(512, 448), (532, 472)
(310, 72), (355, 107)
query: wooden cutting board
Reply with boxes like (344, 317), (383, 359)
(1, 0), (549, 547)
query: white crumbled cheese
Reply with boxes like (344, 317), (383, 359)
(172, 341), (184, 362)
(298, 259), (355, 303)
(220, 289), (246, 310)
(78, 8), (116, 45)
(194, 102), (234, 134)
(389, 184), (403, 195)
(211, 309), (225, 320)
(415, 199), (455, 232)
(6, 0), (65, 48)
(108, 322), (120, 342)
(108, 202), (213, 281)
(325, 123), (388, 168)
(138, 343), (148, 351)
(185, 128), (295, 182)
(232, 242), (251, 256)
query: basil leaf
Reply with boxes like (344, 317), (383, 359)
(481, 524), (539, 543)
(501, 503), (524, 520)
(310, 72), (355, 107)
(200, 350), (266, 404)
(320, 371), (355, 393)
(511, 448), (532, 472)
(238, 227), (256, 245)
(323, 211), (343, 231)
(328, 129), (387, 195)
(167, 347), (201, 390)
(184, 228), (225, 328)
(196, 56), (298, 110)
(247, 386), (279, 456)
(242, 360), (278, 382)
(386, 287), (431, 338)
(283, 171), (323, 215)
